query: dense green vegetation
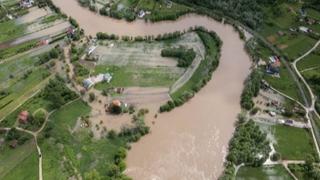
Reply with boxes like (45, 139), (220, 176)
(227, 120), (270, 166)
(161, 29), (221, 112)
(42, 77), (79, 109)
(288, 155), (320, 180)
(240, 70), (262, 110)
(161, 46), (196, 67)
(220, 119), (270, 179)
(83, 0), (191, 22)
(236, 165), (293, 180)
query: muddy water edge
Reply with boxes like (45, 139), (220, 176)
(51, 0), (252, 179)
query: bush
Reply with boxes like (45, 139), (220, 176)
(161, 46), (196, 67)
(226, 120), (270, 166)
(89, 92), (95, 102)
(271, 152), (281, 161)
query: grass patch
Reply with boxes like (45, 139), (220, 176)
(0, 40), (38, 60)
(297, 53), (320, 71)
(0, 139), (36, 179)
(39, 100), (130, 178)
(273, 125), (317, 160)
(236, 165), (293, 180)
(0, 20), (25, 43)
(2, 150), (38, 180)
(94, 65), (180, 90)
(40, 14), (61, 24)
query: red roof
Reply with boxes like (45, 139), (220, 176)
(18, 111), (29, 123)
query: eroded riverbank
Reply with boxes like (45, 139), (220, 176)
(51, 0), (251, 179)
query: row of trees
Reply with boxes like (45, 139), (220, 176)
(161, 46), (196, 67)
(160, 28), (222, 112)
(173, 0), (278, 29)
(240, 70), (262, 110)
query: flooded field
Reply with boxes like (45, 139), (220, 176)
(52, 0), (252, 179)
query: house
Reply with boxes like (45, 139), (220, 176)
(83, 73), (112, 89)
(18, 111), (29, 124)
(83, 78), (94, 89)
(299, 26), (310, 33)
(137, 10), (146, 18)
(20, 0), (34, 8)
(266, 56), (281, 75)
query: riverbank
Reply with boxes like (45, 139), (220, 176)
(51, 0), (251, 179)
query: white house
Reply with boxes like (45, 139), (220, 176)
(83, 73), (112, 89)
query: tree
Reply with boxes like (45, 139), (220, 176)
(33, 110), (46, 127)
(84, 169), (101, 180)
(89, 92), (95, 102)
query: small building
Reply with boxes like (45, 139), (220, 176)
(83, 78), (94, 89)
(18, 111), (29, 124)
(299, 26), (310, 33)
(137, 10), (146, 18)
(83, 73), (112, 89)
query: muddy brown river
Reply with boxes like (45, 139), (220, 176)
(52, 0), (251, 179)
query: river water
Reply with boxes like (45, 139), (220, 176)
(51, 0), (251, 179)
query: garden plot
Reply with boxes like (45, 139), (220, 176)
(16, 7), (52, 25)
(94, 32), (204, 67)
(92, 32), (205, 89)
(11, 21), (70, 46)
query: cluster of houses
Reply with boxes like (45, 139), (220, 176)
(83, 73), (112, 89)
(266, 56), (281, 76)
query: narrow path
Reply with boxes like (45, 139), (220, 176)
(300, 66), (320, 73)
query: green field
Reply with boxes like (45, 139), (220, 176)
(40, 100), (128, 178)
(0, 68), (50, 124)
(236, 165), (293, 180)
(273, 125), (317, 160)
(0, 40), (38, 60)
(297, 53), (320, 71)
(0, 20), (25, 43)
(3, 150), (39, 180)
(0, 139), (37, 180)
(94, 65), (180, 90)
(264, 66), (303, 103)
